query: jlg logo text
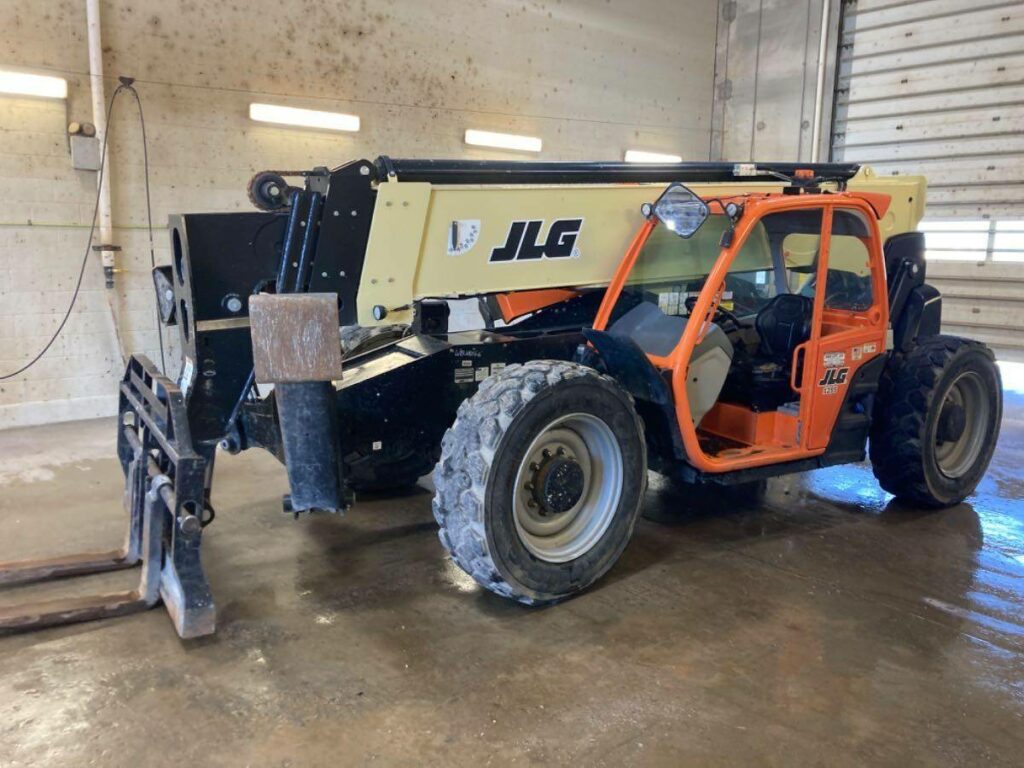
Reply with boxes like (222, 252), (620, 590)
(490, 219), (584, 263)
(818, 366), (849, 395)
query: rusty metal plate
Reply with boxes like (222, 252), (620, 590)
(249, 293), (344, 383)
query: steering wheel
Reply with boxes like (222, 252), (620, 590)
(684, 295), (748, 329)
(801, 271), (870, 311)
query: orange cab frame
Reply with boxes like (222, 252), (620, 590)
(592, 191), (890, 474)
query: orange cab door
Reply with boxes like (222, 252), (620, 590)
(803, 204), (889, 450)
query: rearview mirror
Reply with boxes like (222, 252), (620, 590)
(647, 183), (709, 239)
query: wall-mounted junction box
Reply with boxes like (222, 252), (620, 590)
(71, 134), (101, 171)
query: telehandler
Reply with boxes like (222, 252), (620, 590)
(0, 158), (1002, 637)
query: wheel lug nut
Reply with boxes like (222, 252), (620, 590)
(557, 447), (566, 456)
(530, 462), (540, 471)
(542, 448), (551, 458)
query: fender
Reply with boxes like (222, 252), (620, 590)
(894, 284), (942, 353)
(882, 231), (941, 353)
(580, 329), (685, 466)
(883, 231), (925, 326)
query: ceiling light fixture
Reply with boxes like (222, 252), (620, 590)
(249, 103), (360, 132)
(465, 129), (542, 153)
(624, 150), (683, 163)
(0, 69), (68, 99)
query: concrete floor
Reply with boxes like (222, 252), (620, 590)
(1, 373), (1023, 767)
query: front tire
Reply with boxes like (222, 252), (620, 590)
(870, 336), (1002, 508)
(433, 360), (646, 604)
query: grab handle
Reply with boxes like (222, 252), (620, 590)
(790, 342), (809, 394)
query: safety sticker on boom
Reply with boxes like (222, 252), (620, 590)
(447, 220), (481, 256)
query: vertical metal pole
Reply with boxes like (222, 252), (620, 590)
(810, 0), (832, 163)
(86, 0), (125, 361)
(86, 0), (113, 258)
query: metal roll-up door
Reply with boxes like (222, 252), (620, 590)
(832, 0), (1024, 362)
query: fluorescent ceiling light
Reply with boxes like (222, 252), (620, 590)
(465, 129), (542, 153)
(0, 69), (67, 99)
(249, 103), (359, 132)
(625, 150), (683, 163)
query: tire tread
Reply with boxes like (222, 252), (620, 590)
(432, 360), (643, 604)
(869, 335), (997, 507)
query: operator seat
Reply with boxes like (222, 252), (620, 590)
(720, 293), (813, 412)
(608, 302), (733, 424)
(608, 301), (685, 356)
(750, 293), (813, 409)
(754, 293), (814, 363)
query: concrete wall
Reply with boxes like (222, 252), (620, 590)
(0, 0), (719, 428)
(710, 0), (839, 162)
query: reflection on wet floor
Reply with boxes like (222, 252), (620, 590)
(639, 373), (1024, 704)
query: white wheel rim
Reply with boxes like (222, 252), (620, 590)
(934, 370), (990, 479)
(512, 412), (623, 563)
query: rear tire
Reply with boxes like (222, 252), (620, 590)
(433, 360), (646, 604)
(870, 335), (1002, 508)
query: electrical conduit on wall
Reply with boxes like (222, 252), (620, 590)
(86, 0), (125, 366)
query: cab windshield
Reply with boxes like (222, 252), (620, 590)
(611, 213), (777, 323)
(608, 207), (847, 324)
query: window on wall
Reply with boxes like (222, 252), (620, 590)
(994, 221), (1024, 262)
(920, 220), (1024, 263)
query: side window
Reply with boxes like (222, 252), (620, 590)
(724, 220), (776, 316)
(757, 208), (824, 298)
(825, 209), (874, 312)
(723, 208), (824, 316)
(782, 231), (822, 295)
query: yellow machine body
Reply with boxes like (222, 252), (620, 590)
(358, 167), (926, 325)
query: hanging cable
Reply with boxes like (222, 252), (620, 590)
(119, 78), (166, 373)
(1, 84), (126, 380)
(1, 80), (166, 380)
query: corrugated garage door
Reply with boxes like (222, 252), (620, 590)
(832, 0), (1024, 361)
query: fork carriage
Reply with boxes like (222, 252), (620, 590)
(1, 357), (214, 637)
